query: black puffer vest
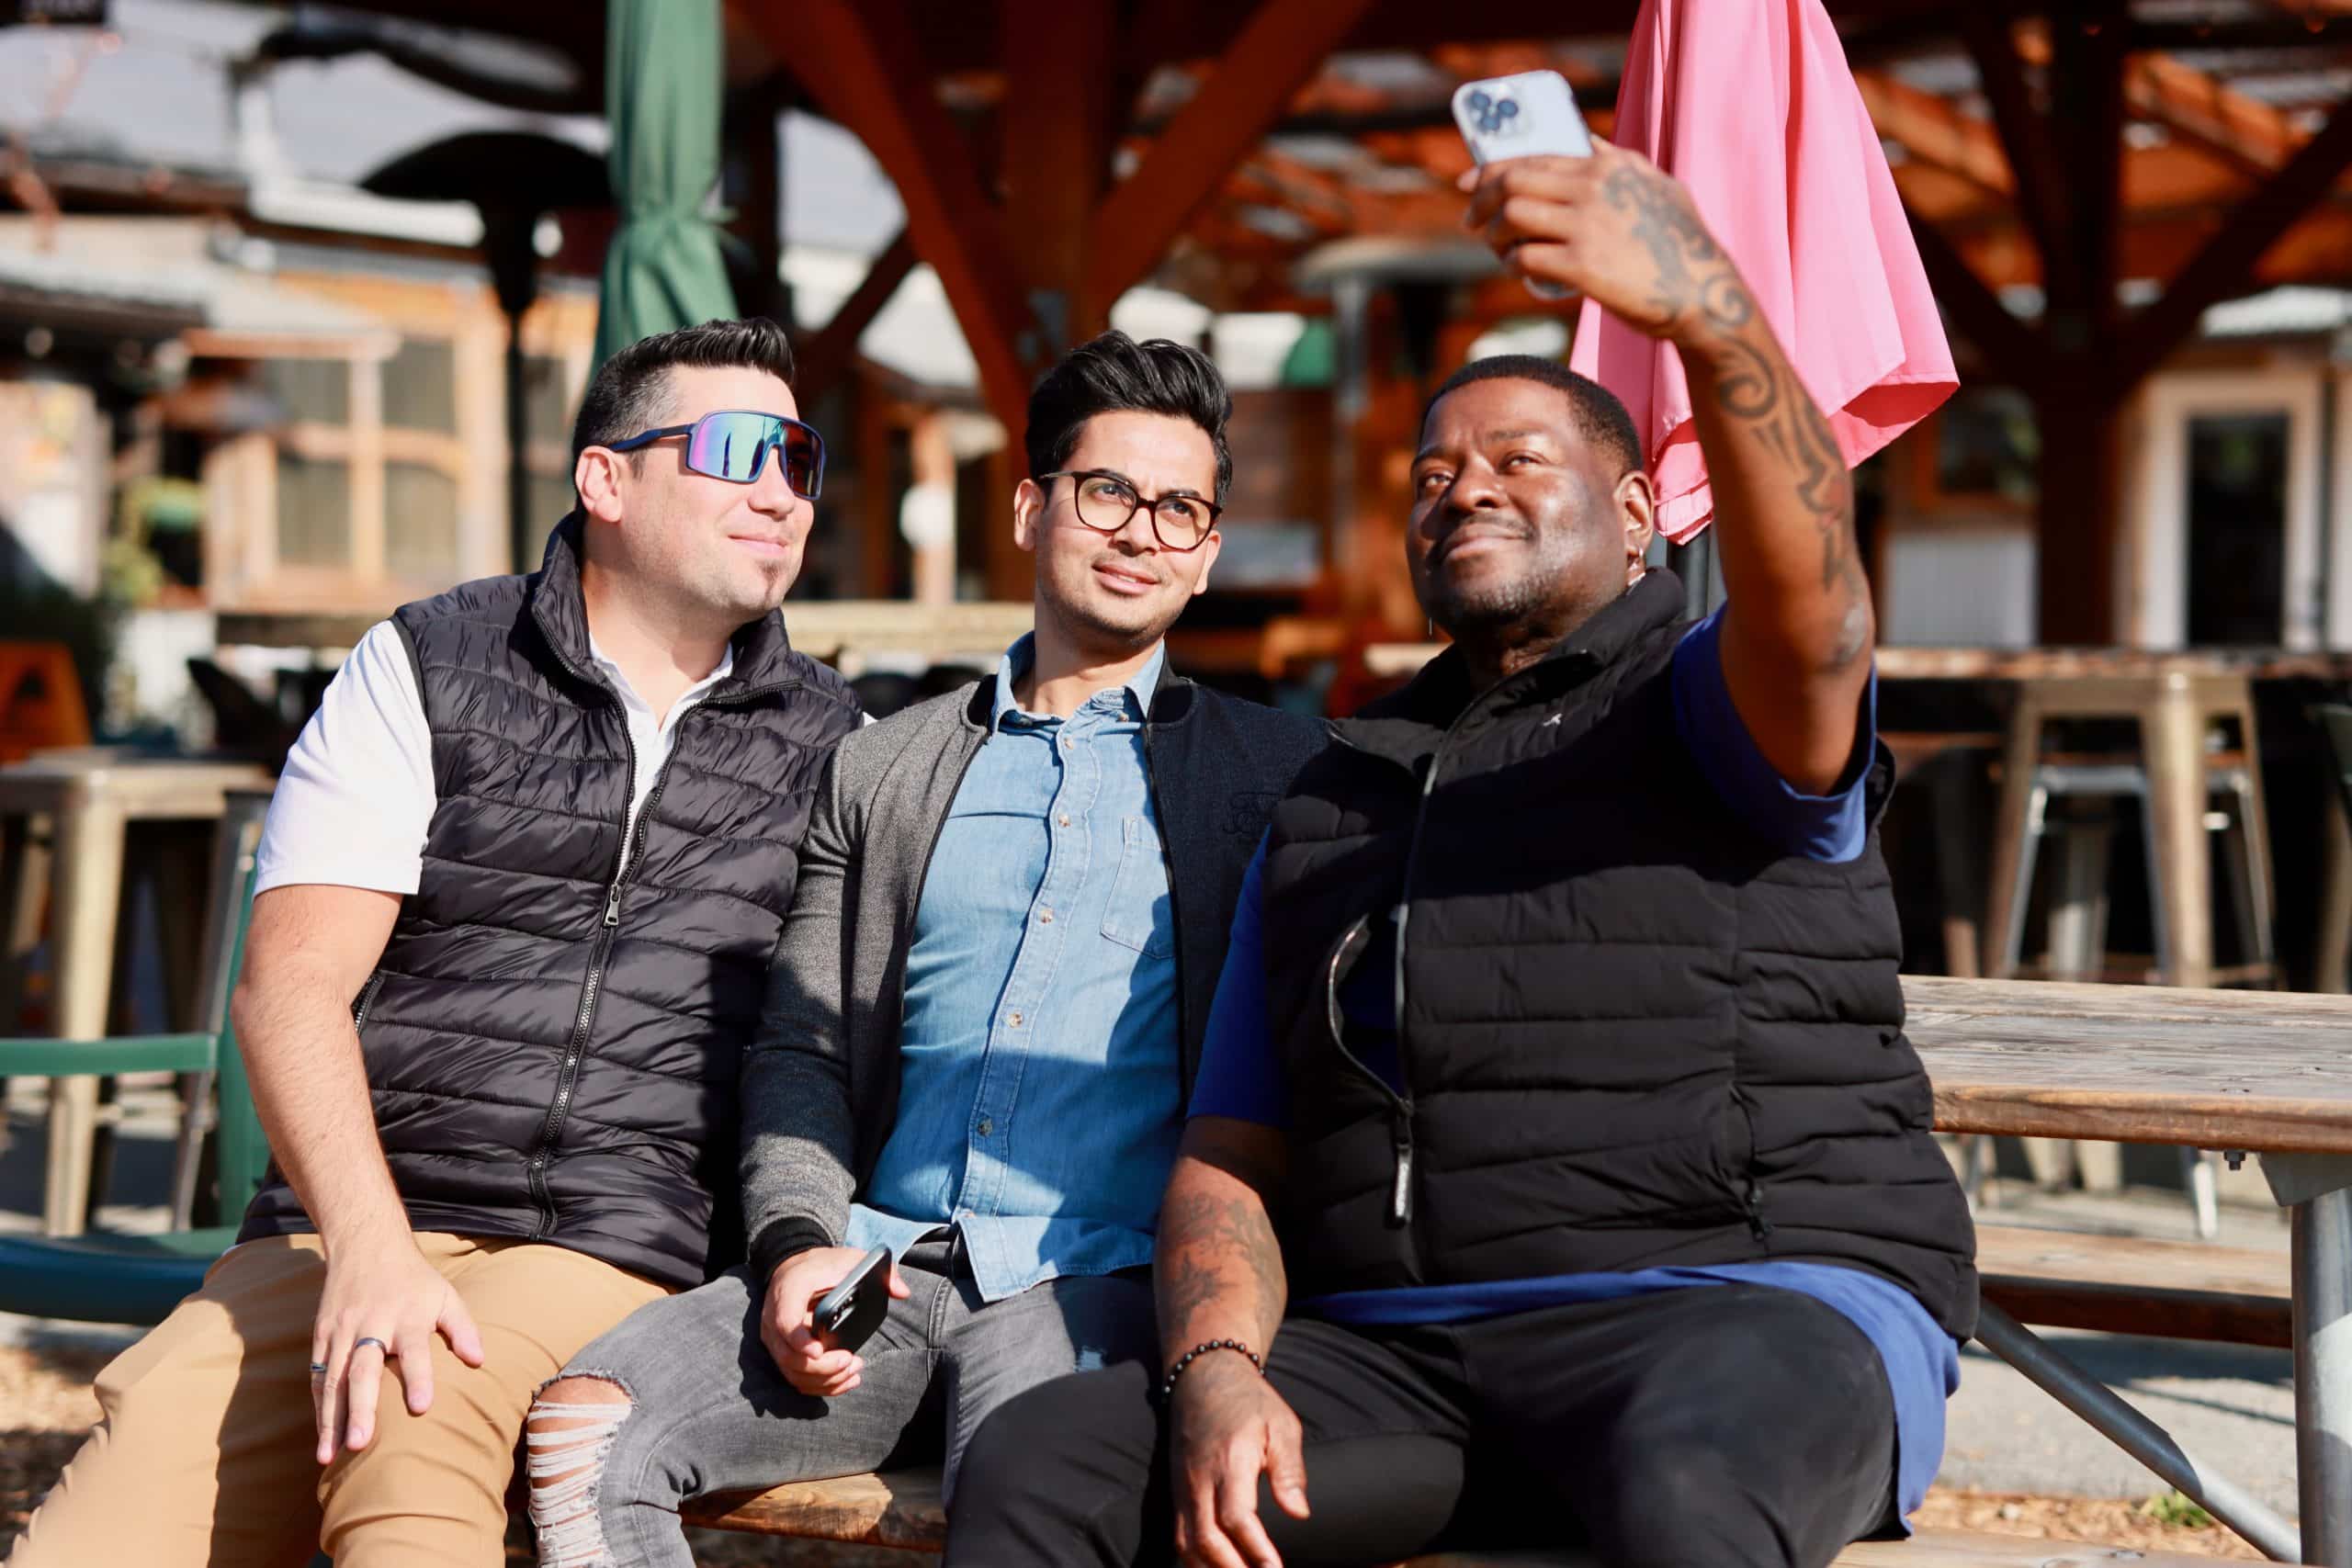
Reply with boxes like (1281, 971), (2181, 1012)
(1261, 571), (1976, 1338)
(239, 520), (861, 1287)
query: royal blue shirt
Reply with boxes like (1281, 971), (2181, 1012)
(847, 637), (1185, 1302)
(1190, 608), (1957, 1528)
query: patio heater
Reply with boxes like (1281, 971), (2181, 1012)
(361, 133), (611, 573)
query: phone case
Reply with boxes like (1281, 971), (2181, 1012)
(815, 1247), (892, 1354)
(1452, 71), (1590, 301)
(1451, 71), (1592, 166)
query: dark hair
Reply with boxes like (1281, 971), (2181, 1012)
(1023, 330), (1234, 504)
(1422, 355), (1642, 479)
(570, 317), (798, 471)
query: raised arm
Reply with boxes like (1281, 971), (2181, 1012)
(232, 884), (483, 1464)
(1465, 140), (1872, 792)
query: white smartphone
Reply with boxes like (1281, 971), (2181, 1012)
(1451, 70), (1594, 165)
(1452, 70), (1593, 299)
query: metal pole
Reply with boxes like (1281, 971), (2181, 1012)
(1974, 1303), (2304, 1562)
(505, 321), (533, 574)
(2296, 1190), (2352, 1565)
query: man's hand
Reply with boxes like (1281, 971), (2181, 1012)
(1460, 141), (1753, 348)
(311, 1236), (484, 1464)
(761, 1246), (910, 1397)
(1170, 1353), (1309, 1568)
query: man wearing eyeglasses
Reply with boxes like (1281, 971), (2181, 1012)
(9, 319), (864, 1568)
(522, 330), (1327, 1568)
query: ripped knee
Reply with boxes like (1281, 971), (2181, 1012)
(525, 1377), (633, 1568)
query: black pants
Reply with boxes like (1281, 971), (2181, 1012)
(946, 1282), (1897, 1568)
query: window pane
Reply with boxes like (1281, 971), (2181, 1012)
(525, 355), (574, 446)
(276, 453), (351, 567)
(264, 358), (348, 426)
(528, 472), (579, 536)
(2186, 413), (2288, 646)
(386, 463), (461, 581)
(383, 340), (457, 434)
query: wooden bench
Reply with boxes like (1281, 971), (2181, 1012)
(681, 1471), (2222, 1563)
(1975, 1222), (2290, 1348)
(673, 1225), (2291, 1553)
(675, 976), (2352, 1563)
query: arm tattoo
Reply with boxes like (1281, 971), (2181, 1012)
(1604, 163), (1728, 333)
(1157, 1189), (1285, 1340)
(1703, 302), (1866, 654)
(1604, 161), (1862, 621)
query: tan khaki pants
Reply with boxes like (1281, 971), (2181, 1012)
(7, 1232), (667, 1568)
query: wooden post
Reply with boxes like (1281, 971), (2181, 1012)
(856, 378), (899, 600)
(2032, 372), (2125, 644)
(2035, 4), (2128, 645)
(907, 412), (956, 605)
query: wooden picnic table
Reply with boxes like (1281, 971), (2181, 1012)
(1908, 976), (2352, 1564)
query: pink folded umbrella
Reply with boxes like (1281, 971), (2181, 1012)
(1568, 0), (1957, 543)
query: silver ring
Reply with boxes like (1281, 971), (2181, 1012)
(352, 1337), (393, 1358)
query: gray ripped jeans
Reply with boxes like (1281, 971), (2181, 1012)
(529, 1237), (1156, 1568)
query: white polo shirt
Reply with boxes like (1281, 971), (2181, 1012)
(254, 620), (737, 897)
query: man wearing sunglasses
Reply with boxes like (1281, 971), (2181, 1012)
(10, 319), (864, 1568)
(523, 331), (1326, 1568)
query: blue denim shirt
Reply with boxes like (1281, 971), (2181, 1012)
(846, 637), (1184, 1301)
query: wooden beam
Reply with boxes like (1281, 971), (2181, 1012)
(1962, 17), (2073, 280)
(1855, 70), (2015, 200)
(2043, 2), (2128, 338)
(1001, 0), (1117, 350)
(1905, 209), (2044, 386)
(2020, 27), (2301, 179)
(795, 229), (917, 399)
(1081, 0), (1377, 321)
(2130, 15), (2352, 51)
(771, 0), (1035, 434)
(2107, 103), (2352, 394)
(2125, 52), (2297, 178)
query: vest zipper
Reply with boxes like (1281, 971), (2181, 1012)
(1321, 917), (1417, 1225)
(522, 678), (804, 1238)
(352, 970), (385, 1029)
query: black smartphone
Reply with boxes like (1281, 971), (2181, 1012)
(810, 1245), (892, 1354)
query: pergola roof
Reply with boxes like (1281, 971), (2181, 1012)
(267, 2), (2352, 339)
(209, 0), (2352, 642)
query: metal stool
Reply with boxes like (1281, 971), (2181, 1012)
(0, 750), (273, 1234)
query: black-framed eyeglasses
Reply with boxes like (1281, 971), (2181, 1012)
(1038, 468), (1221, 552)
(607, 410), (826, 500)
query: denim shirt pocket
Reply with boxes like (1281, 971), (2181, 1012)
(1101, 814), (1176, 960)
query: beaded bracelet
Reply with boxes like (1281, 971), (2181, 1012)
(1158, 1337), (1264, 1402)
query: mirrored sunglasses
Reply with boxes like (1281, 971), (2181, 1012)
(607, 410), (826, 499)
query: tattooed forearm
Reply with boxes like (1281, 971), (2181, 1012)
(1604, 163), (1727, 333)
(1158, 1190), (1284, 1334)
(1699, 311), (1860, 617)
(1155, 1144), (1290, 1358)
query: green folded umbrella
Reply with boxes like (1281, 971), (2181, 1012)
(594, 0), (740, 370)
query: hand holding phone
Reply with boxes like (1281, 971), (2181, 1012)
(811, 1244), (894, 1355)
(762, 1243), (904, 1396)
(1452, 70), (1592, 300)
